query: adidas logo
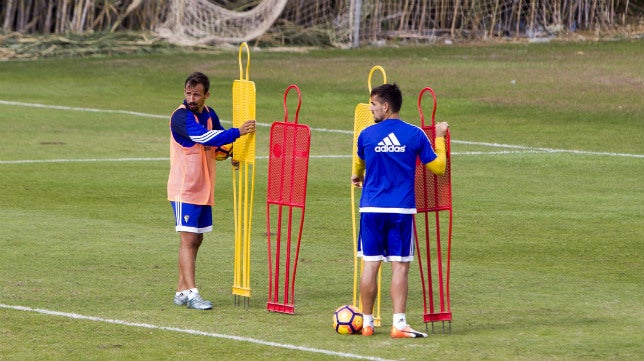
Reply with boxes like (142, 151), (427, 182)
(375, 133), (406, 153)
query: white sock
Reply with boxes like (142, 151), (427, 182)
(363, 314), (374, 328)
(175, 291), (187, 297)
(187, 288), (199, 299)
(393, 313), (407, 330)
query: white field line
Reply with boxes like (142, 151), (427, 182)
(0, 157), (169, 164)
(0, 303), (396, 361)
(0, 100), (168, 120)
(1, 100), (642, 161)
(0, 152), (557, 165)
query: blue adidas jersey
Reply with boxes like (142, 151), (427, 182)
(356, 119), (437, 213)
(170, 100), (240, 147)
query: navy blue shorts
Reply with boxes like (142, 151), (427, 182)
(357, 213), (415, 262)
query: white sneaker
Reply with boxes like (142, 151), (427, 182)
(186, 294), (212, 310)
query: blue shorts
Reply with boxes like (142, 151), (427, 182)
(357, 213), (415, 262)
(170, 201), (213, 233)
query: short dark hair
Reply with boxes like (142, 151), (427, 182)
(185, 72), (210, 94)
(370, 83), (402, 113)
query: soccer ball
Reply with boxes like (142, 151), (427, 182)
(214, 143), (233, 161)
(333, 305), (363, 334)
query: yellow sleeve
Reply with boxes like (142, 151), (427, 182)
(353, 157), (366, 177)
(425, 137), (446, 175)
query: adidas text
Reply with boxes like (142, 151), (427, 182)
(375, 144), (406, 152)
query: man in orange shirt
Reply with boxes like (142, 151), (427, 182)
(167, 72), (256, 310)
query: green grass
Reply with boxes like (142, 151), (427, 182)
(0, 40), (643, 361)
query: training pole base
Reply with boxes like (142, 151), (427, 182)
(426, 320), (452, 334)
(232, 286), (251, 298)
(233, 294), (250, 309)
(266, 302), (295, 314)
(423, 312), (452, 323)
(424, 312), (452, 334)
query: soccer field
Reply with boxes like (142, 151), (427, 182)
(0, 41), (642, 361)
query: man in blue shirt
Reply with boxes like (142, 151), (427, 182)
(352, 83), (448, 338)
